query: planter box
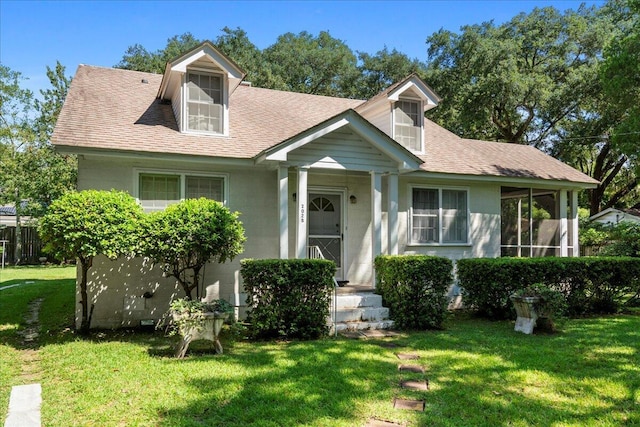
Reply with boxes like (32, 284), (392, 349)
(510, 295), (541, 334)
(173, 311), (229, 358)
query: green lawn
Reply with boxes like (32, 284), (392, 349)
(2, 266), (639, 426)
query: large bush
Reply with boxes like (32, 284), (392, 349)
(457, 257), (640, 319)
(142, 198), (245, 299)
(39, 190), (144, 332)
(374, 255), (452, 330)
(241, 259), (335, 340)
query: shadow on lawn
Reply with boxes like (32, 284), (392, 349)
(155, 338), (404, 427)
(147, 314), (640, 426)
(0, 278), (76, 350)
(401, 315), (640, 426)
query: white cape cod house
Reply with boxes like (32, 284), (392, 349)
(52, 42), (598, 329)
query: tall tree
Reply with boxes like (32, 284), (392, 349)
(116, 33), (202, 74)
(0, 65), (36, 263)
(424, 3), (638, 214)
(212, 26), (274, 87)
(425, 5), (610, 146)
(355, 47), (428, 99)
(263, 31), (359, 97)
(0, 63), (76, 263)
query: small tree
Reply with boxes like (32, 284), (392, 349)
(143, 198), (245, 299)
(38, 190), (144, 332)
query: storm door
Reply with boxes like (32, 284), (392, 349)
(308, 192), (343, 279)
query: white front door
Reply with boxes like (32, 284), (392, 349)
(308, 192), (343, 279)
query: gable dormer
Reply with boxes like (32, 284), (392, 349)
(157, 41), (246, 136)
(356, 74), (441, 154)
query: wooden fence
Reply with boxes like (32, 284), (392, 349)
(0, 226), (46, 265)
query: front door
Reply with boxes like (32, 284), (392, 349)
(308, 192), (343, 279)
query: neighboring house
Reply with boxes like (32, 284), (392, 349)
(589, 207), (640, 226)
(0, 204), (31, 227)
(51, 42), (598, 329)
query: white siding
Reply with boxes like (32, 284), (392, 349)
(359, 102), (392, 137)
(75, 156), (279, 327)
(171, 79), (182, 131)
(397, 177), (501, 261)
(288, 128), (397, 171)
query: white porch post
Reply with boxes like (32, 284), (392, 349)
(571, 191), (580, 257)
(387, 173), (399, 255)
(296, 167), (308, 259)
(371, 172), (382, 261)
(559, 190), (568, 257)
(278, 166), (289, 259)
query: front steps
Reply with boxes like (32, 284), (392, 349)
(330, 286), (394, 332)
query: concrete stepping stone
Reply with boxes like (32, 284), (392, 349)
(395, 352), (419, 360)
(400, 379), (429, 391)
(375, 341), (401, 348)
(393, 398), (425, 411)
(339, 330), (365, 339)
(4, 383), (41, 427)
(360, 329), (401, 338)
(365, 418), (406, 427)
(398, 364), (425, 374)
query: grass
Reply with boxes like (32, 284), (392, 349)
(2, 266), (639, 426)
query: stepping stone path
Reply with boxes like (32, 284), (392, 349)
(339, 329), (429, 425)
(365, 417), (406, 427)
(4, 298), (44, 427)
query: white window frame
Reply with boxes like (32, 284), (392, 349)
(392, 98), (424, 153)
(182, 68), (228, 136)
(134, 169), (229, 212)
(408, 185), (470, 246)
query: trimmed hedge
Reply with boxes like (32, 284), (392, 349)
(241, 258), (335, 340)
(375, 255), (452, 330)
(457, 257), (640, 320)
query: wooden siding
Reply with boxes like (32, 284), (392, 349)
(359, 102), (392, 137)
(288, 128), (397, 171)
(171, 80), (181, 131)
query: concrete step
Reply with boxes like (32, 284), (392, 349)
(335, 306), (389, 323)
(336, 284), (375, 294)
(333, 319), (395, 332)
(333, 292), (382, 309)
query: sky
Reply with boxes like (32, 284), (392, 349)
(1, 0), (604, 98)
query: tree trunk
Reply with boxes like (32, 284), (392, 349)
(78, 256), (92, 333)
(13, 189), (22, 265)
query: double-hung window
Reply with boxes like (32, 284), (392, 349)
(187, 72), (223, 134)
(394, 100), (422, 152)
(410, 187), (468, 244)
(138, 172), (225, 212)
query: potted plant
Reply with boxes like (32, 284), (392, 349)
(170, 297), (234, 358)
(510, 283), (567, 334)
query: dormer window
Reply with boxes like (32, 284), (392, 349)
(394, 99), (422, 152)
(187, 72), (223, 133)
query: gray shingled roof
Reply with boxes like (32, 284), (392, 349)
(52, 65), (598, 186)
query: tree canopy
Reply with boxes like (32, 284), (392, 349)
(424, 1), (640, 214)
(39, 190), (144, 331)
(0, 62), (76, 262)
(142, 198), (245, 299)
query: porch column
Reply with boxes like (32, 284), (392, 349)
(571, 191), (580, 257)
(371, 172), (382, 259)
(296, 167), (309, 259)
(559, 190), (568, 257)
(278, 166), (289, 259)
(387, 173), (399, 255)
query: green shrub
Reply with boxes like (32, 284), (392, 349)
(374, 255), (452, 330)
(142, 198), (245, 299)
(39, 190), (144, 332)
(241, 259), (335, 340)
(457, 257), (640, 320)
